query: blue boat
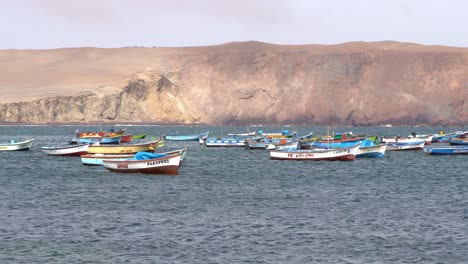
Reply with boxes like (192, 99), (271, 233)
(424, 146), (468, 155)
(432, 131), (463, 143)
(356, 139), (387, 158)
(308, 138), (363, 149)
(76, 136), (121, 144)
(449, 131), (468, 145)
(164, 131), (209, 141)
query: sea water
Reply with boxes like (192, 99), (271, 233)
(0, 125), (467, 263)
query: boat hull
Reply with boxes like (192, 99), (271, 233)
(0, 139), (33, 151)
(164, 132), (209, 141)
(382, 136), (432, 145)
(269, 144), (360, 161)
(357, 144), (387, 158)
(449, 138), (468, 145)
(103, 154), (182, 175)
(386, 141), (425, 151)
(205, 138), (246, 147)
(424, 146), (468, 155)
(41, 144), (89, 156)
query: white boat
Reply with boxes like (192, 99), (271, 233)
(102, 153), (182, 175)
(227, 131), (256, 138)
(269, 143), (360, 161)
(204, 137), (246, 147)
(382, 135), (433, 145)
(386, 140), (425, 151)
(41, 144), (89, 156)
(266, 140), (301, 151)
(0, 139), (33, 151)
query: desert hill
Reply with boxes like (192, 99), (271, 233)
(0, 41), (467, 125)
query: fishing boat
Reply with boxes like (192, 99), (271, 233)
(102, 152), (183, 175)
(163, 131), (209, 141)
(266, 140), (301, 151)
(269, 143), (360, 161)
(81, 148), (188, 166)
(382, 135), (433, 145)
(357, 143), (387, 158)
(41, 144), (88, 156)
(0, 139), (33, 151)
(81, 135), (122, 144)
(87, 140), (160, 154)
(431, 131), (462, 143)
(227, 131), (256, 138)
(306, 138), (364, 149)
(204, 137), (246, 147)
(119, 134), (133, 143)
(423, 146), (468, 155)
(386, 140), (425, 151)
(448, 131), (468, 145)
(246, 130), (297, 149)
(77, 128), (126, 138)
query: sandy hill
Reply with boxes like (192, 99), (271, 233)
(0, 41), (467, 125)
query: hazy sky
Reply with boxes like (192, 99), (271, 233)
(1, 0), (466, 49)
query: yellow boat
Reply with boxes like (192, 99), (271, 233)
(87, 140), (160, 154)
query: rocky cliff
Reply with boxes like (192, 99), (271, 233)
(1, 41), (467, 125)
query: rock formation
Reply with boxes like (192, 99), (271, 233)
(0, 41), (467, 125)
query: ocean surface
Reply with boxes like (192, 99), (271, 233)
(0, 125), (467, 264)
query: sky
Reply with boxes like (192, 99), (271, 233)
(0, 0), (466, 49)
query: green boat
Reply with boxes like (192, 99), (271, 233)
(132, 134), (147, 139)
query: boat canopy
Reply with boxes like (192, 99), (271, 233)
(134, 152), (169, 160)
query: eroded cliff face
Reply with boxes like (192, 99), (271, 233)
(0, 41), (467, 125)
(0, 71), (200, 123)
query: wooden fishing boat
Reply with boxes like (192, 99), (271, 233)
(132, 134), (147, 139)
(266, 140), (301, 151)
(163, 131), (209, 141)
(89, 135), (122, 144)
(423, 146), (468, 155)
(119, 135), (133, 143)
(227, 131), (256, 138)
(269, 143), (360, 161)
(382, 135), (433, 145)
(0, 139), (33, 151)
(102, 153), (182, 175)
(82, 148), (188, 166)
(41, 144), (88, 156)
(70, 135), (122, 145)
(258, 129), (296, 138)
(247, 137), (296, 150)
(386, 140), (425, 151)
(449, 137), (468, 145)
(76, 128), (126, 138)
(449, 131), (468, 145)
(307, 138), (364, 149)
(357, 143), (387, 158)
(87, 140), (160, 154)
(204, 137), (246, 147)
